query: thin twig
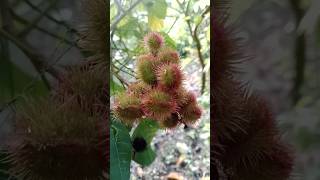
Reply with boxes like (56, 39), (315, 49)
(110, 0), (143, 36)
(167, 17), (179, 34)
(19, 0), (58, 36)
(0, 28), (56, 88)
(111, 65), (129, 87)
(113, 61), (136, 78)
(10, 9), (76, 47)
(290, 0), (306, 105)
(176, 0), (210, 94)
(24, 0), (78, 35)
(114, 0), (124, 13)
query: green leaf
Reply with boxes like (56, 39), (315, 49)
(110, 77), (125, 96)
(117, 16), (139, 38)
(132, 119), (159, 166)
(110, 120), (132, 180)
(144, 0), (167, 19)
(160, 32), (177, 49)
(133, 146), (156, 166)
(132, 119), (159, 144)
(148, 15), (164, 31)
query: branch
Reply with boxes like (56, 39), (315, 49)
(10, 9), (77, 47)
(290, 0), (306, 105)
(110, 0), (143, 35)
(19, 0), (58, 36)
(0, 28), (59, 88)
(111, 65), (129, 87)
(23, 0), (78, 35)
(177, 0), (209, 94)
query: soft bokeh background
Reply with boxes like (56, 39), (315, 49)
(229, 0), (320, 179)
(0, 0), (83, 147)
(110, 0), (210, 179)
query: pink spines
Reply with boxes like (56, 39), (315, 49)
(144, 32), (164, 54)
(156, 63), (183, 91)
(142, 89), (178, 121)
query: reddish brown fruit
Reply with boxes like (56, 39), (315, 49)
(160, 113), (181, 129)
(144, 32), (164, 54)
(158, 48), (180, 64)
(142, 89), (177, 121)
(113, 92), (144, 124)
(156, 63), (183, 91)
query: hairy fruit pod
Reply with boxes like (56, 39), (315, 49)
(157, 63), (183, 90)
(127, 81), (151, 97)
(136, 54), (157, 85)
(180, 103), (202, 124)
(142, 89), (177, 121)
(160, 113), (181, 129)
(144, 32), (164, 54)
(178, 91), (201, 124)
(7, 98), (105, 180)
(158, 48), (180, 64)
(114, 92), (144, 124)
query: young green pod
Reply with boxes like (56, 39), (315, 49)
(136, 54), (158, 85)
(144, 32), (164, 54)
(113, 92), (144, 124)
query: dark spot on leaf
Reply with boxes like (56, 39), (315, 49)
(132, 137), (147, 152)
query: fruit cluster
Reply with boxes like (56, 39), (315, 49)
(113, 32), (202, 128)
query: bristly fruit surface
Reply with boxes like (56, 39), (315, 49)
(142, 89), (177, 121)
(158, 48), (180, 64)
(144, 32), (164, 54)
(136, 54), (158, 85)
(112, 32), (202, 130)
(114, 92), (144, 124)
(157, 63), (183, 91)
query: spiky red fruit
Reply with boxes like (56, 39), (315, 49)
(178, 91), (201, 124)
(160, 113), (181, 129)
(181, 91), (197, 105)
(113, 92), (144, 124)
(128, 81), (151, 97)
(7, 98), (105, 179)
(180, 103), (202, 125)
(174, 87), (189, 106)
(144, 32), (164, 54)
(142, 89), (177, 121)
(157, 63), (183, 90)
(136, 54), (157, 85)
(158, 48), (180, 64)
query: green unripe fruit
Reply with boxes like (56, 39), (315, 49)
(136, 55), (157, 85)
(128, 81), (151, 97)
(158, 48), (180, 64)
(160, 113), (181, 129)
(114, 92), (144, 124)
(144, 32), (164, 54)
